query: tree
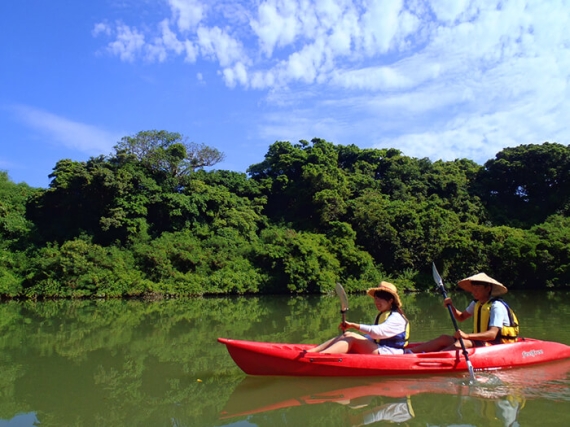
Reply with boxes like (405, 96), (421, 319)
(8, 133), (570, 298)
(26, 132), (229, 246)
(475, 142), (570, 227)
(22, 239), (151, 298)
(530, 215), (570, 288)
(114, 130), (225, 178)
(248, 138), (350, 230)
(350, 192), (463, 274)
(253, 226), (341, 293)
(26, 156), (154, 245)
(0, 171), (37, 248)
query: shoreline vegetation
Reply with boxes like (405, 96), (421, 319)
(1, 131), (569, 299)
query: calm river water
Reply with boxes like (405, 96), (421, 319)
(1, 290), (569, 426)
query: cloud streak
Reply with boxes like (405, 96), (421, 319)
(11, 105), (121, 156)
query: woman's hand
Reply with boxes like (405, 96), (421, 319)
(340, 321), (358, 331)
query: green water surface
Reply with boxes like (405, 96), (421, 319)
(1, 291), (569, 426)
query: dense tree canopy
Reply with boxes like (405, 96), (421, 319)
(475, 142), (570, 228)
(1, 133), (569, 298)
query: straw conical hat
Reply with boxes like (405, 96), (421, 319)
(458, 273), (507, 296)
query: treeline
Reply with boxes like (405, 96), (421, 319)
(1, 131), (569, 298)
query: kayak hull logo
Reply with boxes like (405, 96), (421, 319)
(522, 349), (544, 358)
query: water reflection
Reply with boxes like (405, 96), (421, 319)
(220, 359), (570, 426)
(0, 295), (569, 427)
(0, 298), (247, 427)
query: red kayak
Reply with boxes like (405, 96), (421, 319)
(218, 337), (570, 376)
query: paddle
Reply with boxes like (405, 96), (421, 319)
(303, 283), (349, 354)
(432, 263), (476, 382)
(335, 282), (349, 328)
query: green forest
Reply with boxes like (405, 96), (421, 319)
(1, 131), (569, 298)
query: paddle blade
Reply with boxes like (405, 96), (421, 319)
(432, 262), (449, 297)
(432, 262), (443, 288)
(335, 283), (349, 313)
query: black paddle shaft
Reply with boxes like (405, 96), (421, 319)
(438, 285), (468, 353)
(432, 263), (476, 381)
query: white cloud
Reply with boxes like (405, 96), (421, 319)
(196, 25), (246, 67)
(223, 61), (248, 87)
(330, 62), (434, 91)
(360, 0), (406, 54)
(107, 23), (146, 62)
(92, 0), (570, 93)
(168, 0), (204, 31)
(182, 39), (198, 62)
(159, 19), (185, 55)
(92, 22), (111, 37)
(250, 69), (276, 89)
(11, 105), (121, 156)
(429, 0), (471, 23)
(376, 108), (539, 165)
(91, 0), (570, 164)
(250, 0), (300, 57)
(145, 19), (186, 62)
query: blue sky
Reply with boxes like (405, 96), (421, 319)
(2, 0), (569, 188)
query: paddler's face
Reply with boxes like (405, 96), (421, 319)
(374, 295), (393, 311)
(471, 283), (492, 301)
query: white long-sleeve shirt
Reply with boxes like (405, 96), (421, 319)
(358, 311), (408, 355)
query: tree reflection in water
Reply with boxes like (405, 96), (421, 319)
(0, 294), (569, 427)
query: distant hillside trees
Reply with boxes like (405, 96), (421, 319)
(475, 142), (570, 228)
(0, 171), (38, 296)
(1, 133), (569, 299)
